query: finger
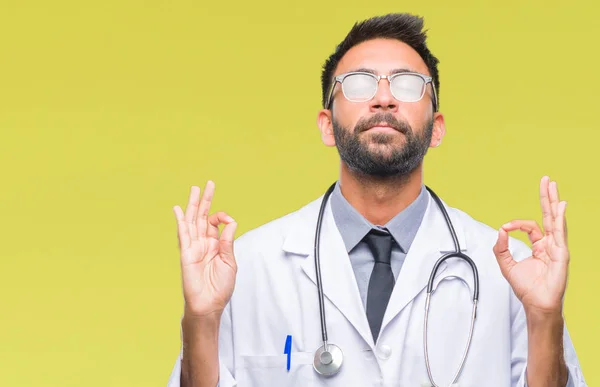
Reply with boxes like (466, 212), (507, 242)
(173, 205), (191, 250)
(219, 219), (238, 266)
(184, 186), (200, 240)
(539, 176), (553, 235)
(554, 201), (568, 249)
(208, 211), (235, 239)
(196, 181), (215, 239)
(549, 180), (559, 220)
(493, 227), (517, 278)
(501, 220), (544, 244)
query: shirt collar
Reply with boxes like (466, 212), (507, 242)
(330, 181), (429, 254)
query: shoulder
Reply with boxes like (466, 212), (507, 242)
(232, 195), (323, 255)
(446, 204), (532, 262)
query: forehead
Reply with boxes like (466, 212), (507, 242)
(335, 38), (430, 76)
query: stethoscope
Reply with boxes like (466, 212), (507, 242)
(312, 182), (480, 387)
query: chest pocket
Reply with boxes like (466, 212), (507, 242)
(239, 352), (316, 387)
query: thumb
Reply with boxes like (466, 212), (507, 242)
(493, 227), (517, 278)
(219, 219), (238, 265)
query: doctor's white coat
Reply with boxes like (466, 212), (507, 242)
(167, 191), (586, 387)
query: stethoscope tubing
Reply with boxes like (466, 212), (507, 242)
(313, 182), (481, 385)
(314, 183), (337, 344)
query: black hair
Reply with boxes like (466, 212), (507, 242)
(320, 13), (440, 109)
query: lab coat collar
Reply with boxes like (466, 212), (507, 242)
(281, 189), (468, 347)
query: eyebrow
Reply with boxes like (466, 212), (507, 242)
(350, 67), (417, 75)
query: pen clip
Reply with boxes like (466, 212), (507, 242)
(284, 335), (292, 371)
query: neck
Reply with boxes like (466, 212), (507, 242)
(338, 163), (424, 226)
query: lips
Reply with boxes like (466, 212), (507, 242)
(365, 123), (401, 132)
(370, 123), (392, 128)
(356, 115), (407, 134)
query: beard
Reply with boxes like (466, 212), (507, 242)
(332, 112), (433, 179)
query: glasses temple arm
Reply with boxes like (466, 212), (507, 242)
(431, 81), (439, 112)
(325, 78), (339, 109)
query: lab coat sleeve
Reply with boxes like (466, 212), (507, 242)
(508, 240), (587, 387)
(166, 302), (237, 387)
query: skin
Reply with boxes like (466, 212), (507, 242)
(174, 38), (570, 387)
(494, 177), (570, 386)
(174, 182), (237, 387)
(317, 39), (445, 225)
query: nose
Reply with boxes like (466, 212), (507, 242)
(369, 77), (398, 112)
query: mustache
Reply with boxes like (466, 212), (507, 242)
(354, 113), (410, 134)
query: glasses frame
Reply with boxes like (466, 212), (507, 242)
(325, 71), (439, 112)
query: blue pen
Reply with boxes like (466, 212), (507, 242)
(284, 335), (292, 371)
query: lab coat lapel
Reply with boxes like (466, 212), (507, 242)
(380, 192), (468, 331)
(282, 196), (375, 348)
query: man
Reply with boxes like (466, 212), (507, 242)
(167, 13), (586, 387)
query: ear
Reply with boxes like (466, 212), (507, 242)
(317, 109), (336, 147)
(429, 112), (446, 148)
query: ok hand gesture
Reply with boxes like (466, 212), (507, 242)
(493, 176), (569, 315)
(173, 181), (238, 318)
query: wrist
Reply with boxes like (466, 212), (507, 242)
(183, 306), (223, 326)
(525, 307), (564, 328)
(184, 301), (225, 320)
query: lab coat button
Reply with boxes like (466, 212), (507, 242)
(377, 344), (392, 359)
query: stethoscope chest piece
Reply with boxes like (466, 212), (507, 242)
(313, 343), (343, 376)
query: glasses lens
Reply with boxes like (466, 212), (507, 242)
(342, 73), (377, 102)
(390, 74), (426, 102)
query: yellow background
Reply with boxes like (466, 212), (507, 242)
(0, 0), (598, 386)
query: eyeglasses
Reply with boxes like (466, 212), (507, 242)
(325, 71), (438, 111)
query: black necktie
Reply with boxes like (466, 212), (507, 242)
(365, 228), (395, 343)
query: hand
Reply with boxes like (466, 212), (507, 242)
(493, 176), (569, 315)
(173, 181), (238, 318)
